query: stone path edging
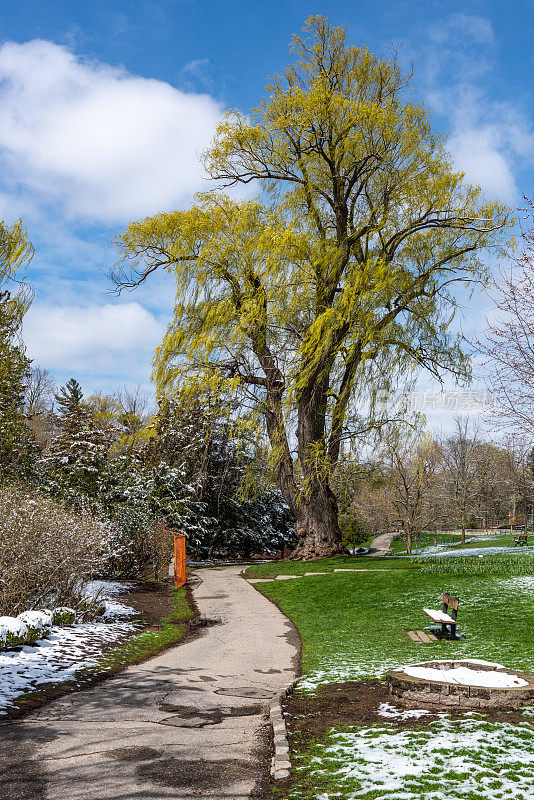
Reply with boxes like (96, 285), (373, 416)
(248, 568), (409, 583)
(269, 676), (304, 781)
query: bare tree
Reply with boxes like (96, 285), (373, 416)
(504, 435), (534, 528)
(24, 366), (56, 418)
(480, 197), (534, 436)
(114, 385), (151, 444)
(439, 416), (480, 544)
(386, 431), (438, 555)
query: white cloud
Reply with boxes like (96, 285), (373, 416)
(429, 13), (494, 47)
(23, 301), (165, 378)
(0, 40), (224, 224)
(447, 128), (517, 203)
(420, 16), (534, 203)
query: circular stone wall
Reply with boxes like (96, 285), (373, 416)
(387, 660), (534, 709)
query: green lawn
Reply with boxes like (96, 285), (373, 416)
(257, 569), (534, 689)
(257, 560), (534, 800)
(244, 555), (416, 579)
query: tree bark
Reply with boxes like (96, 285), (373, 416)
(291, 483), (346, 559)
(289, 374), (346, 559)
(406, 527), (412, 555)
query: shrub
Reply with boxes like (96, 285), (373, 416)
(339, 511), (370, 553)
(0, 483), (110, 617)
(17, 609), (53, 643)
(52, 607), (76, 626)
(0, 616), (28, 649)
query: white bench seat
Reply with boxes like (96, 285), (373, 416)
(423, 608), (456, 624)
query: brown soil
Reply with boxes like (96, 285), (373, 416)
(284, 679), (534, 747)
(118, 579), (180, 627)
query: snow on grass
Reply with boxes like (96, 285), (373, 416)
(0, 620), (138, 715)
(418, 545), (534, 558)
(291, 716), (534, 800)
(377, 703), (431, 720)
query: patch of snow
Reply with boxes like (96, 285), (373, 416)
(423, 608), (456, 623)
(102, 599), (138, 619)
(0, 620), (137, 714)
(418, 545), (534, 557)
(462, 658), (507, 669)
(0, 616), (28, 643)
(402, 665), (528, 688)
(377, 703), (430, 720)
(300, 716), (534, 800)
(18, 610), (53, 629)
(84, 580), (137, 598)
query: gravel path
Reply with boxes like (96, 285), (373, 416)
(0, 566), (298, 800)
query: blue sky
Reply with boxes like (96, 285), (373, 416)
(0, 0), (533, 424)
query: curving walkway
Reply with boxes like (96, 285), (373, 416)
(368, 531), (397, 555)
(0, 566), (298, 800)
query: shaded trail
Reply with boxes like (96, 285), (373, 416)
(0, 566), (298, 800)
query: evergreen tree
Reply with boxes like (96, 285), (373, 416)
(42, 402), (113, 508)
(54, 378), (84, 416)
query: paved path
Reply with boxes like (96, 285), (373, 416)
(368, 531), (396, 555)
(0, 567), (298, 800)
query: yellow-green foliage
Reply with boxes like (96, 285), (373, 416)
(113, 17), (510, 505)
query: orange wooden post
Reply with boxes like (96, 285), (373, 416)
(173, 532), (186, 588)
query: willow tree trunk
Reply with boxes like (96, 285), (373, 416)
(291, 483), (345, 559)
(288, 379), (346, 560)
(264, 364), (346, 560)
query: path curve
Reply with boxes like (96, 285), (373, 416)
(0, 566), (298, 800)
(368, 531), (396, 555)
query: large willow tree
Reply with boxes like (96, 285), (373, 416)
(112, 18), (509, 559)
(0, 218), (34, 478)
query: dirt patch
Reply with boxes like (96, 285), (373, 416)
(285, 679), (534, 746)
(119, 580), (178, 627)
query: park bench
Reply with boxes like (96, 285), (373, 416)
(423, 593), (460, 640)
(513, 531), (528, 546)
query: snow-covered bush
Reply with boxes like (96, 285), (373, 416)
(0, 483), (110, 617)
(0, 616), (28, 649)
(0, 607), (77, 650)
(17, 610), (52, 643)
(51, 607), (76, 626)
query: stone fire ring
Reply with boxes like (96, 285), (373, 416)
(387, 660), (534, 710)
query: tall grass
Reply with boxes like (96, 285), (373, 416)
(415, 553), (534, 575)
